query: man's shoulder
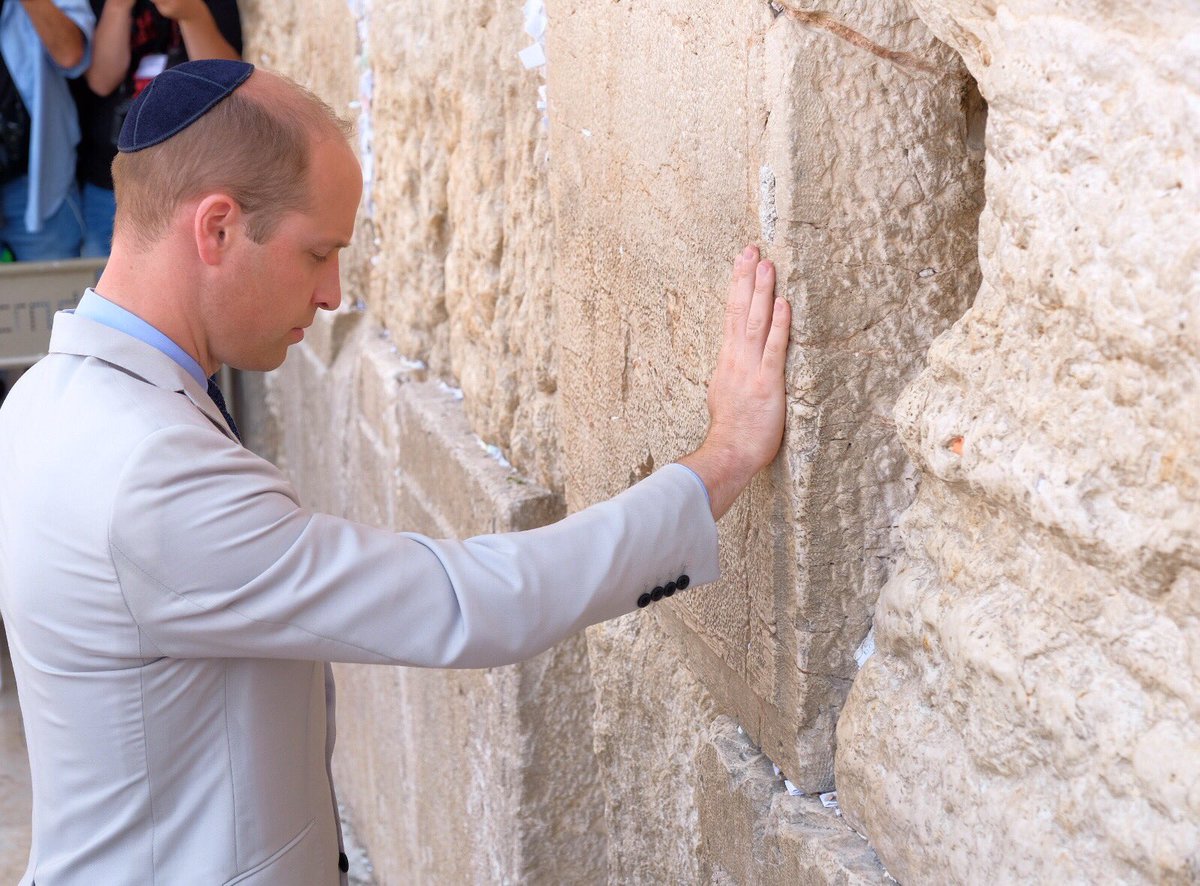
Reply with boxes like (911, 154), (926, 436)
(24, 346), (209, 416)
(1, 350), (228, 480)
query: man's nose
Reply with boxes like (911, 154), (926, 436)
(315, 254), (343, 311)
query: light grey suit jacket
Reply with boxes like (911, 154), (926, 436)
(0, 313), (719, 885)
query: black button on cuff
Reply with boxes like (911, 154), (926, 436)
(637, 592), (653, 608)
(663, 581), (677, 597)
(676, 574), (690, 590)
(650, 586), (665, 602)
(339, 852), (349, 873)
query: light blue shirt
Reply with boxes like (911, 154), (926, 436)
(75, 288), (208, 388)
(0, 0), (95, 232)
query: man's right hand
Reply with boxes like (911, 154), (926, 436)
(679, 245), (791, 520)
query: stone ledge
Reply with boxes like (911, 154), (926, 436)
(702, 716), (889, 885)
(393, 378), (563, 535)
(348, 332), (565, 537)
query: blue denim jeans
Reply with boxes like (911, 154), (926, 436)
(79, 182), (116, 258)
(0, 176), (84, 261)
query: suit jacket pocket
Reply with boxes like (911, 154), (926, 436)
(223, 819), (315, 885)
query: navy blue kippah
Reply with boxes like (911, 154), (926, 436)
(118, 59), (255, 153)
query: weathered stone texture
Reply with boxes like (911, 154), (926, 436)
(587, 615), (887, 885)
(241, 0), (357, 116)
(362, 2), (560, 492)
(836, 2), (1200, 881)
(551, 0), (983, 793)
(245, 0), (560, 493)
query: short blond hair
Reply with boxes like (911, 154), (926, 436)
(111, 73), (354, 249)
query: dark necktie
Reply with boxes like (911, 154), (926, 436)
(206, 375), (241, 442)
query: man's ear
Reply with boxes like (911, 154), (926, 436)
(194, 194), (243, 266)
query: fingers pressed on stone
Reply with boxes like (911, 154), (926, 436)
(762, 297), (791, 374)
(726, 248), (758, 340)
(745, 260), (775, 342)
(739, 245), (758, 284)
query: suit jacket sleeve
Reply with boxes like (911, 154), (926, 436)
(108, 424), (719, 667)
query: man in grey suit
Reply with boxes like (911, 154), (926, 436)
(0, 60), (792, 884)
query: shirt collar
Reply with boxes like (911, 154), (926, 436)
(74, 288), (209, 388)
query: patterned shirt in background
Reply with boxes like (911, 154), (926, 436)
(73, 0), (241, 190)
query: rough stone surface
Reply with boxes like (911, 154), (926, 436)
(587, 614), (887, 885)
(550, 0), (983, 792)
(246, 0), (560, 493)
(241, 4), (582, 874)
(836, 1), (1200, 881)
(241, 0), (981, 877)
(366, 2), (561, 492)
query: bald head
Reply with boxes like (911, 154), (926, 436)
(111, 68), (355, 251)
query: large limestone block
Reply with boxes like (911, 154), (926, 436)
(551, 0), (982, 791)
(244, 0), (559, 491)
(364, 1), (560, 491)
(837, 2), (1200, 881)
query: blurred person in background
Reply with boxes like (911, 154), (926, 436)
(73, 0), (240, 257)
(0, 0), (94, 262)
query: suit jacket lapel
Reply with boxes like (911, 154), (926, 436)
(48, 311), (240, 444)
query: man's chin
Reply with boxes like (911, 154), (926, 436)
(228, 351), (289, 373)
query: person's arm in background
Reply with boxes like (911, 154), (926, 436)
(85, 0), (135, 96)
(151, 0), (239, 60)
(20, 0), (87, 69)
(679, 245), (791, 520)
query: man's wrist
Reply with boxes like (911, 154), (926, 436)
(677, 443), (757, 521)
(674, 463), (712, 508)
